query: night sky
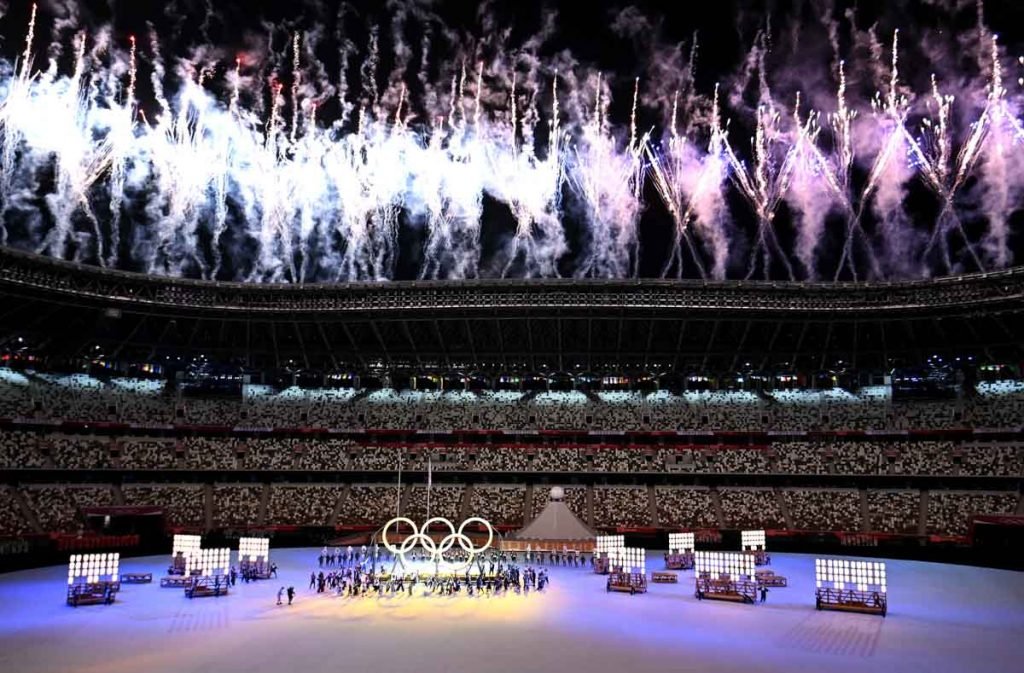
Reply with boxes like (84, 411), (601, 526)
(1, 0), (1024, 282)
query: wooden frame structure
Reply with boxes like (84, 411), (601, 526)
(66, 582), (119, 607)
(185, 576), (231, 599)
(240, 559), (273, 580)
(695, 575), (757, 604)
(607, 571), (647, 595)
(664, 552), (694, 570)
(755, 569), (787, 587)
(815, 588), (887, 616)
(160, 575), (193, 588)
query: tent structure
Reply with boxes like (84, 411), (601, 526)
(512, 487), (595, 541)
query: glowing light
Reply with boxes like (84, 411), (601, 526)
(741, 530), (766, 551)
(695, 551), (754, 579)
(67, 552), (119, 585)
(668, 532), (694, 553)
(238, 537), (270, 563)
(380, 516), (494, 572)
(815, 558), (887, 594)
(0, 10), (1020, 282)
(594, 535), (625, 554)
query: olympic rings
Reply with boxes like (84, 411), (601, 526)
(379, 516), (495, 568)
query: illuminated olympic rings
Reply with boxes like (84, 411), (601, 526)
(380, 516), (495, 567)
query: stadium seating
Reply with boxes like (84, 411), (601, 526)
(868, 490), (920, 534)
(267, 485), (343, 526)
(719, 488), (786, 529)
(4, 369), (1024, 433)
(2, 367), (1022, 540)
(592, 486), (651, 527)
(212, 484), (263, 528)
(122, 484), (205, 527)
(654, 487), (718, 528)
(468, 485), (526, 526)
(785, 489), (862, 532)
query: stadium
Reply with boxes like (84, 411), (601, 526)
(1, 1), (1024, 672)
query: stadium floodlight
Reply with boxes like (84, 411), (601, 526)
(741, 530), (766, 551)
(695, 551), (755, 579)
(68, 552), (119, 585)
(668, 532), (695, 553)
(815, 558), (887, 594)
(238, 537), (270, 563)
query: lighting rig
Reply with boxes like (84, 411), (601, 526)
(694, 551), (758, 604)
(186, 548), (232, 598)
(741, 530), (770, 566)
(665, 532), (695, 570)
(66, 553), (120, 606)
(238, 537), (272, 579)
(593, 535), (625, 575)
(815, 559), (888, 616)
(606, 547), (648, 595)
(162, 534), (202, 587)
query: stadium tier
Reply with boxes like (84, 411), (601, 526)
(0, 247), (1021, 555)
(1, 245), (1023, 373)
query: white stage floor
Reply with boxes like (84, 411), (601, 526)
(0, 548), (1022, 673)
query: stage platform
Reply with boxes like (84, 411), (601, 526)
(0, 548), (1021, 673)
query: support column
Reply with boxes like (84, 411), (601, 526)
(460, 485), (473, 521)
(711, 488), (725, 529)
(10, 486), (43, 534)
(776, 488), (793, 530)
(329, 484), (350, 528)
(647, 485), (659, 527)
(918, 489), (929, 537)
(523, 484), (535, 525)
(585, 485), (596, 529)
(204, 484), (214, 532)
(257, 483), (270, 527)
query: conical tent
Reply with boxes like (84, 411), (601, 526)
(514, 489), (595, 540)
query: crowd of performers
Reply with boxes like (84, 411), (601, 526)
(309, 564), (549, 597)
(310, 545), (582, 598)
(317, 545), (591, 569)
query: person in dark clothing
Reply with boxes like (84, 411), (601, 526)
(760, 586), (768, 603)
(287, 586), (295, 605)
(309, 572), (316, 590)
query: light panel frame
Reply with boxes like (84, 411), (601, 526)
(668, 532), (695, 553)
(172, 534), (202, 568)
(815, 558), (887, 594)
(609, 547), (646, 573)
(595, 535), (625, 554)
(741, 530), (766, 551)
(67, 553), (120, 585)
(238, 536), (270, 563)
(195, 548), (232, 577)
(694, 551), (755, 579)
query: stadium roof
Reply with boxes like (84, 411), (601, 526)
(1, 247), (1023, 373)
